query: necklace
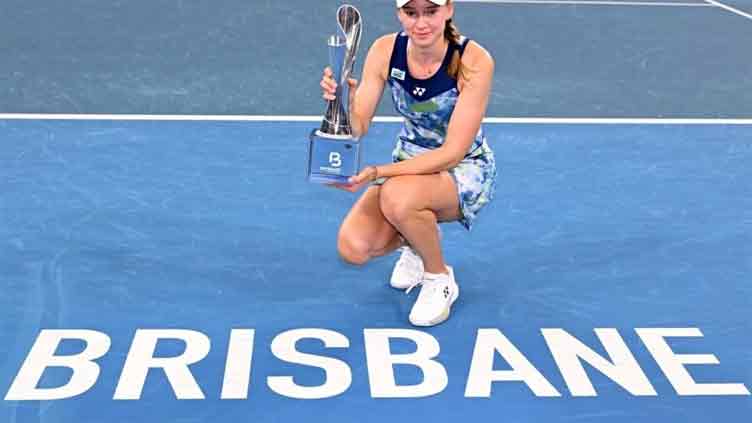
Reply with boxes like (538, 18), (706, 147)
(407, 42), (447, 79)
(411, 60), (439, 78)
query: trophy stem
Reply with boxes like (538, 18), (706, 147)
(321, 99), (351, 135)
(319, 4), (362, 138)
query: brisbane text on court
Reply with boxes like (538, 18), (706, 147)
(4, 327), (749, 400)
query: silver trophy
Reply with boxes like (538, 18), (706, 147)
(307, 4), (363, 184)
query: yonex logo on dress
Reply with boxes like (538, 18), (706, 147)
(413, 87), (426, 97)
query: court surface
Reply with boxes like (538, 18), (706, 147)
(1, 1), (751, 422)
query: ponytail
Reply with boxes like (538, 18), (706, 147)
(444, 18), (465, 81)
(444, 18), (462, 46)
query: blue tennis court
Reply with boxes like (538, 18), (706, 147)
(1, 1), (751, 422)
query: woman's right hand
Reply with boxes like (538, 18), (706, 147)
(320, 67), (358, 103)
(320, 67), (338, 101)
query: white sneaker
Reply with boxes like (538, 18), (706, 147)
(389, 226), (442, 289)
(390, 246), (424, 289)
(407, 266), (459, 327)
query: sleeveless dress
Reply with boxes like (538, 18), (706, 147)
(375, 32), (496, 230)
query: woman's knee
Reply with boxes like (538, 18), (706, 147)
(337, 232), (371, 265)
(379, 177), (417, 225)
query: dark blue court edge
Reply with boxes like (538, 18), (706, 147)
(0, 0), (751, 117)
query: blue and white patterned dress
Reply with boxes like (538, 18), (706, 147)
(376, 32), (496, 230)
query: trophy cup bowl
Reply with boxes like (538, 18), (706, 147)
(307, 4), (363, 184)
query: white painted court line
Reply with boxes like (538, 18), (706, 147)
(0, 114), (751, 125)
(0, 114), (329, 122)
(480, 117), (752, 124)
(456, 0), (752, 17)
(704, 0), (752, 20)
(455, 0), (712, 6)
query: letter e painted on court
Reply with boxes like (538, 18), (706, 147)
(542, 328), (657, 396)
(114, 329), (210, 400)
(267, 329), (352, 399)
(4, 330), (111, 401)
(364, 329), (448, 398)
(637, 328), (750, 396)
(465, 329), (560, 397)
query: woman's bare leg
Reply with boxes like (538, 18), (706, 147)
(378, 172), (461, 274)
(337, 185), (404, 265)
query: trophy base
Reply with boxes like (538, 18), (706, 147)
(308, 173), (351, 184)
(307, 130), (362, 184)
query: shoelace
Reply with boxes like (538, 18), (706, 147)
(405, 278), (424, 295)
(406, 278), (447, 304)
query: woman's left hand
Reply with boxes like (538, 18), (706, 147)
(348, 166), (379, 186)
(326, 166), (379, 192)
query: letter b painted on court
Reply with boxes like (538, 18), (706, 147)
(364, 329), (448, 398)
(5, 330), (111, 401)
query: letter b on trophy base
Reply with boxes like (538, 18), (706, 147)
(307, 130), (362, 184)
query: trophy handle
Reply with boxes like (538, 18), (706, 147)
(337, 4), (362, 83)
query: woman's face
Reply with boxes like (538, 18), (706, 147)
(397, 0), (454, 49)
